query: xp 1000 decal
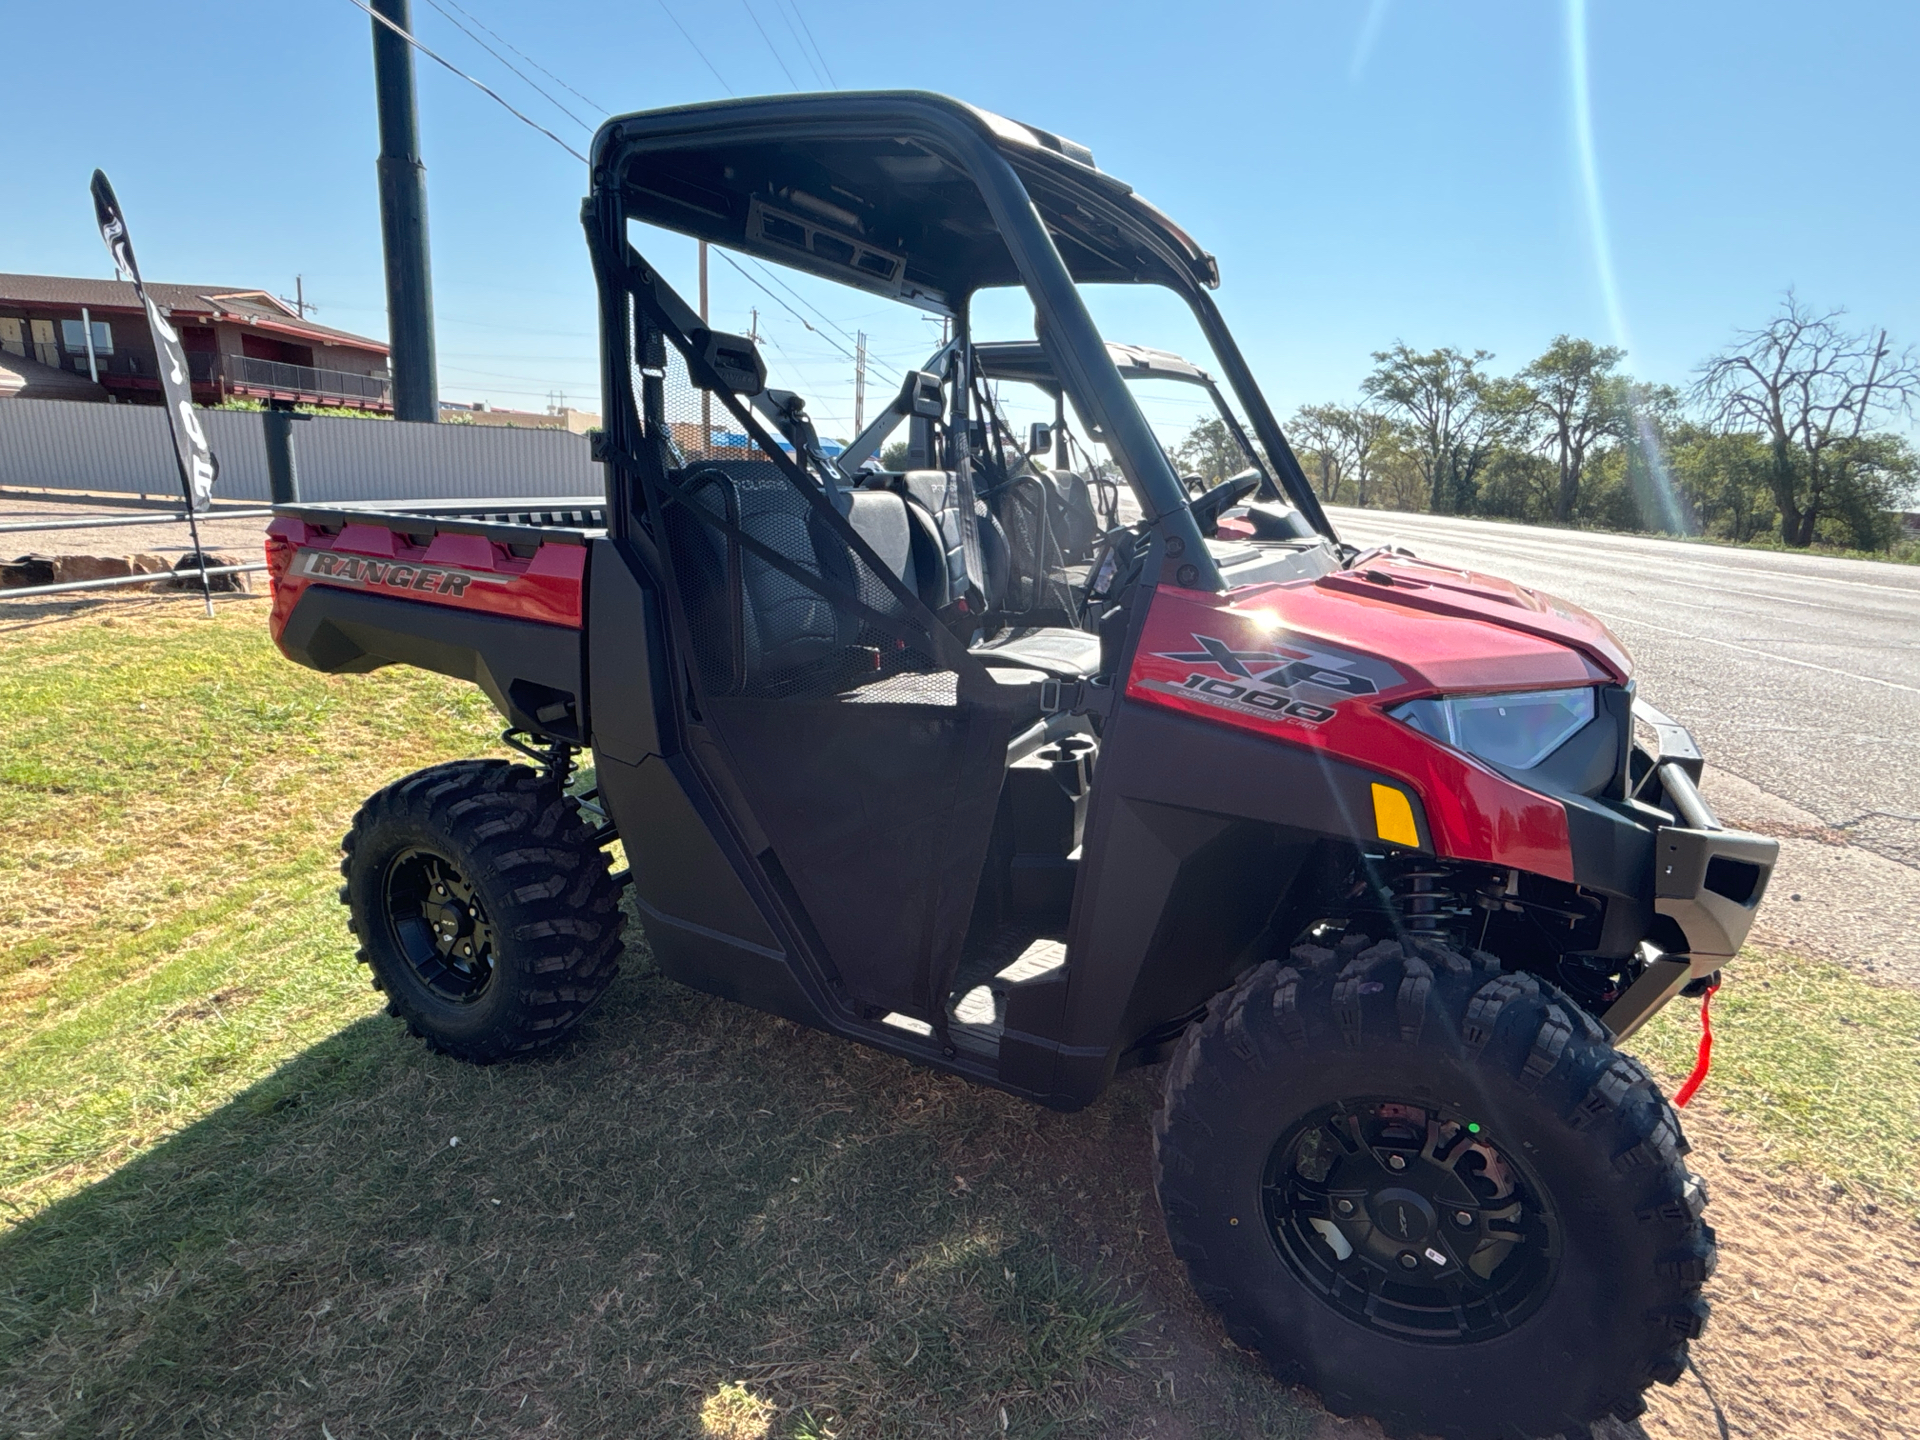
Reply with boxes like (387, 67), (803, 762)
(1138, 630), (1403, 728)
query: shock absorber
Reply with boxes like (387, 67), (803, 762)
(1386, 862), (1467, 941)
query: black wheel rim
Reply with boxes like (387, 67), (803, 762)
(1263, 1098), (1560, 1344)
(382, 847), (498, 1004)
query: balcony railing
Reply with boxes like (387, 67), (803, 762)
(226, 354), (391, 407)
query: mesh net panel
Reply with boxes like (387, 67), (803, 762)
(651, 344), (954, 704)
(989, 472), (1077, 619)
(634, 328), (1008, 1023)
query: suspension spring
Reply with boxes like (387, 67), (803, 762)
(1388, 865), (1463, 940)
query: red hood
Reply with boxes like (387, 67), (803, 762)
(1274, 556), (1635, 691)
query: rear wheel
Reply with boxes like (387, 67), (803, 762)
(1154, 934), (1715, 1440)
(341, 760), (623, 1062)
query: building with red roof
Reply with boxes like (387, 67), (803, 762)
(0, 273), (392, 412)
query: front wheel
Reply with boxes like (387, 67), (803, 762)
(341, 760), (623, 1063)
(1154, 934), (1716, 1440)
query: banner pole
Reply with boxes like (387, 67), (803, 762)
(91, 169), (224, 616)
(182, 506), (215, 616)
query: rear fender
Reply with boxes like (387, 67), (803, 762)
(276, 583), (587, 741)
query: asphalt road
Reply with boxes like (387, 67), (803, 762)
(1324, 507), (1920, 874)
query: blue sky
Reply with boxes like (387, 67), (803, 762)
(7, 1), (1915, 441)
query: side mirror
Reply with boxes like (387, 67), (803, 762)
(905, 369), (944, 418)
(692, 327), (766, 396)
(1028, 421), (1053, 456)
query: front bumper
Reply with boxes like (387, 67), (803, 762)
(1601, 701), (1779, 1041)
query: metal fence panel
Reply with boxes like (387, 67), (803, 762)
(0, 398), (601, 504)
(293, 415), (599, 502)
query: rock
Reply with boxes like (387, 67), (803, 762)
(50, 555), (135, 583)
(1, 554), (57, 588)
(167, 551), (251, 593)
(1, 553), (186, 591)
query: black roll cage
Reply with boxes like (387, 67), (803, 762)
(582, 91), (1338, 576)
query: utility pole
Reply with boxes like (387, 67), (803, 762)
(293, 275), (315, 318)
(698, 240), (711, 451)
(853, 330), (866, 432)
(748, 307), (759, 343)
(371, 0), (438, 422)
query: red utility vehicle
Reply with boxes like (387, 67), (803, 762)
(268, 93), (1776, 1439)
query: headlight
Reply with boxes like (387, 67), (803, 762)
(1389, 687), (1596, 770)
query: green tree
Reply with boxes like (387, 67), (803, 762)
(1695, 293), (1920, 546)
(1172, 416), (1248, 489)
(1288, 403), (1396, 507)
(1606, 382), (1689, 534)
(1362, 344), (1505, 514)
(1670, 427), (1773, 541)
(1287, 404), (1346, 501)
(1518, 336), (1626, 523)
(1822, 432), (1917, 549)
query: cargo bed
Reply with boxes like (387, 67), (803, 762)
(266, 498), (616, 743)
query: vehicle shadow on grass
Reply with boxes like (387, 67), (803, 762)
(0, 919), (1331, 1440)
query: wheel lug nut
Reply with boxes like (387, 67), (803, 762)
(1398, 1251), (1419, 1270)
(1335, 1199), (1355, 1217)
(1387, 1154), (1407, 1171)
(1454, 1211), (1474, 1228)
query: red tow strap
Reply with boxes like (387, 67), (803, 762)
(1672, 983), (1719, 1108)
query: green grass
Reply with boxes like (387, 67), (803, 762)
(0, 600), (1310, 1439)
(6, 599), (1913, 1437)
(1638, 946), (1920, 1211)
(1, 601), (500, 1216)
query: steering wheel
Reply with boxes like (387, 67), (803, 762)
(1187, 468), (1263, 537)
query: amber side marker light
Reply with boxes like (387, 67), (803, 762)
(1371, 783), (1420, 848)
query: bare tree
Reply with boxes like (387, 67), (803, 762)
(1362, 344), (1505, 514)
(1696, 294), (1920, 546)
(1520, 336), (1626, 524)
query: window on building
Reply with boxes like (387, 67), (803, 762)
(59, 319), (114, 355)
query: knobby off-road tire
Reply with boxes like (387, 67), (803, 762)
(1154, 934), (1716, 1440)
(341, 760), (623, 1063)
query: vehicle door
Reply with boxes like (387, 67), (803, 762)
(627, 295), (1021, 1032)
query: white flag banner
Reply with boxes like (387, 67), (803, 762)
(91, 170), (219, 514)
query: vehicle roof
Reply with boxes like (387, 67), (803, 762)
(974, 340), (1214, 390)
(591, 91), (1218, 315)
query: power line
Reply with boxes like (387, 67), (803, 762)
(418, 0), (597, 133)
(418, 0), (591, 134)
(339, 0), (588, 162)
(435, 0), (611, 115)
(656, 0), (736, 96)
(345, 0), (899, 412)
(712, 249), (859, 365)
(738, 254), (903, 382)
(739, 0), (800, 88)
(783, 0), (839, 88)
(771, 0), (829, 89)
